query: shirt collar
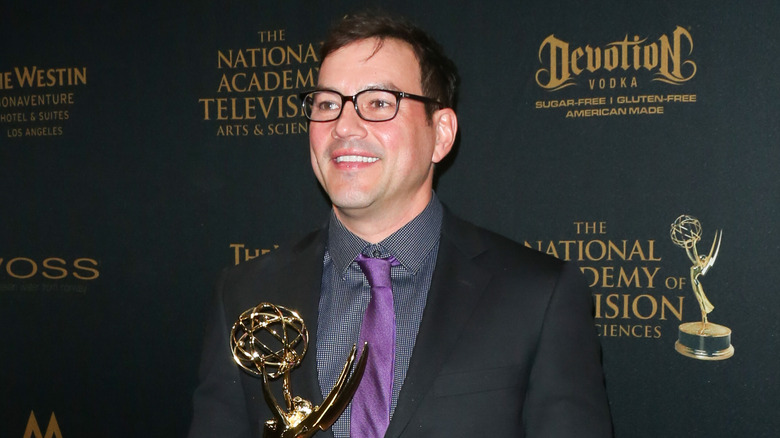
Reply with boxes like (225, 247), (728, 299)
(327, 193), (443, 276)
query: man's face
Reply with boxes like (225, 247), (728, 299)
(308, 38), (453, 224)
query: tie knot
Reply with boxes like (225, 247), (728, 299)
(354, 253), (399, 288)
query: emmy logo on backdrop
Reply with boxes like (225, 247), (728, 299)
(230, 303), (367, 437)
(670, 215), (734, 360)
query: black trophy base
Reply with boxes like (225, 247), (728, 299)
(675, 322), (734, 361)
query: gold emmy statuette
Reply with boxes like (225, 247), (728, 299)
(230, 303), (368, 437)
(670, 215), (734, 360)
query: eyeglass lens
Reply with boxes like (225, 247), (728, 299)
(304, 90), (400, 122)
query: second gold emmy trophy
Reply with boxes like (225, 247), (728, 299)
(230, 303), (368, 437)
(670, 215), (734, 360)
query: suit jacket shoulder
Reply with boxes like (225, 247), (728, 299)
(385, 209), (612, 437)
(441, 209), (569, 279)
(216, 228), (326, 320)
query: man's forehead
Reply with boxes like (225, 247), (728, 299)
(318, 37), (422, 90)
(324, 37), (416, 63)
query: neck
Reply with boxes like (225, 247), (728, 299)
(333, 192), (433, 243)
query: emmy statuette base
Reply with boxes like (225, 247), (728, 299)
(675, 322), (734, 361)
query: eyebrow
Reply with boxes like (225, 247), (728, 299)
(315, 82), (403, 94)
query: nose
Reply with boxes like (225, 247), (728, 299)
(332, 103), (368, 139)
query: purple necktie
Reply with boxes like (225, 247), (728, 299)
(351, 253), (399, 438)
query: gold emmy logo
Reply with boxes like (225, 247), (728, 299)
(670, 215), (734, 360)
(230, 303), (367, 437)
(23, 411), (63, 438)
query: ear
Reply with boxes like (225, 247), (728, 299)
(431, 108), (458, 164)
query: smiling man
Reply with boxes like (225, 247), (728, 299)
(189, 11), (612, 438)
(307, 36), (456, 244)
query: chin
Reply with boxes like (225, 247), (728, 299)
(329, 191), (375, 211)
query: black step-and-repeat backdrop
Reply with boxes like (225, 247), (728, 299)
(2, 1), (777, 436)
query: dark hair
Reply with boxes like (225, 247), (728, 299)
(320, 11), (459, 118)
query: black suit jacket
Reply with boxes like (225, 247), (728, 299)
(189, 210), (613, 437)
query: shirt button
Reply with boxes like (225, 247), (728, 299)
(372, 249), (381, 258)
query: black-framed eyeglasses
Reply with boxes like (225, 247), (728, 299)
(299, 89), (443, 122)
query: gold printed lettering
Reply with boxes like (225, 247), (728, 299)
(655, 26), (697, 84)
(13, 66), (87, 88)
(535, 35), (575, 90)
(535, 26), (696, 89)
(217, 44), (320, 69)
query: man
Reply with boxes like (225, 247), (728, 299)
(189, 11), (612, 438)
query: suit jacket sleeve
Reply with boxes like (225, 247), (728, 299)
(523, 260), (613, 437)
(188, 269), (254, 438)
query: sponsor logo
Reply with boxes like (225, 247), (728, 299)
(1, 66), (87, 138)
(23, 411), (63, 438)
(533, 27), (698, 118)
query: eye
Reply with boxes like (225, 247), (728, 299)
(361, 91), (397, 112)
(319, 101), (338, 110)
(367, 97), (393, 109)
(315, 97), (340, 111)
(308, 92), (342, 112)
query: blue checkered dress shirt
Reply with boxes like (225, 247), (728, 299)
(317, 195), (442, 437)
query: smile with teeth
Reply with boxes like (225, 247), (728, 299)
(334, 155), (379, 163)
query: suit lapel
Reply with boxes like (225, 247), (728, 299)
(385, 212), (492, 437)
(270, 229), (330, 421)
(271, 212), (491, 437)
